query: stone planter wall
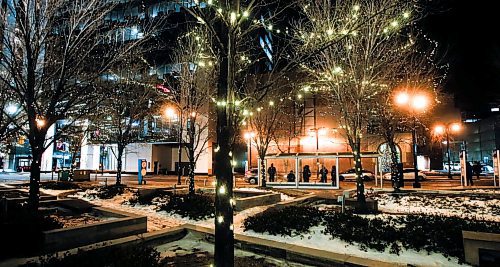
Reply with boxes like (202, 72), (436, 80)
(40, 200), (147, 253)
(234, 193), (281, 211)
(463, 230), (500, 266)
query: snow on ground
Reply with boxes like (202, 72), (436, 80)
(70, 188), (474, 266)
(71, 189), (272, 232)
(155, 231), (313, 267)
(40, 188), (76, 197)
(239, 225), (468, 267)
(373, 193), (500, 222)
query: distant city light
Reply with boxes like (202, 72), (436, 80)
(491, 107), (499, 112)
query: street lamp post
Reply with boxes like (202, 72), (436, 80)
(395, 91), (429, 188)
(244, 132), (255, 171)
(434, 123), (461, 179)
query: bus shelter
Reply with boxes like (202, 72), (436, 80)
(262, 152), (382, 189)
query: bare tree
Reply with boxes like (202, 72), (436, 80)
(166, 28), (216, 195)
(371, 42), (444, 189)
(293, 0), (422, 204)
(93, 56), (164, 185)
(0, 0), (165, 211)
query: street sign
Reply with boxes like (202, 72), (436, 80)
(493, 150), (500, 187)
(138, 159), (147, 185)
(460, 150), (467, 186)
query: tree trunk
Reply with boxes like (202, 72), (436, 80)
(188, 148), (195, 195)
(353, 140), (366, 204)
(214, 12), (235, 266)
(260, 156), (266, 187)
(388, 140), (401, 189)
(28, 148), (43, 213)
(116, 144), (124, 185)
(28, 126), (48, 213)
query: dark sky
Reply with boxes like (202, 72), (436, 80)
(423, 0), (500, 115)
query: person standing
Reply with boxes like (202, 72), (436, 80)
(466, 161), (474, 186)
(303, 165), (311, 182)
(320, 166), (328, 183)
(331, 165), (337, 186)
(267, 163), (277, 182)
(287, 170), (296, 182)
(472, 161), (482, 179)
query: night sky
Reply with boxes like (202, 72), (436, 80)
(423, 0), (500, 115)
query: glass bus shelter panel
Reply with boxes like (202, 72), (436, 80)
(265, 158), (297, 182)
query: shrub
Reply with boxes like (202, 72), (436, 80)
(243, 206), (323, 236)
(128, 190), (170, 205)
(41, 182), (80, 190)
(85, 185), (125, 199)
(323, 212), (500, 261)
(396, 214), (500, 260)
(22, 244), (160, 267)
(322, 212), (400, 253)
(158, 193), (214, 220)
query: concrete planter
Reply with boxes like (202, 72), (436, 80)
(234, 192), (281, 211)
(463, 230), (500, 266)
(40, 199), (147, 253)
(344, 198), (378, 212)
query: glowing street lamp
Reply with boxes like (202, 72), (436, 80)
(433, 122), (461, 179)
(165, 106), (182, 185)
(394, 91), (430, 188)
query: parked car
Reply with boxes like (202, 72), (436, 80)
(443, 162), (461, 171)
(244, 168), (259, 184)
(481, 165), (494, 174)
(383, 168), (427, 181)
(16, 165), (31, 172)
(339, 168), (375, 181)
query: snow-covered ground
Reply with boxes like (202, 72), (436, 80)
(373, 193), (500, 222)
(155, 231), (312, 267)
(239, 225), (467, 267)
(70, 189), (476, 266)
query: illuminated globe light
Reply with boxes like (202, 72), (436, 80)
(242, 10), (249, 17)
(391, 20), (399, 27)
(36, 117), (46, 128)
(434, 125), (445, 135)
(411, 95), (428, 110)
(451, 123), (461, 132)
(165, 107), (176, 118)
(395, 92), (410, 105)
(403, 11), (410, 18)
(6, 104), (18, 115)
(326, 29), (334, 36)
(269, 101), (274, 106)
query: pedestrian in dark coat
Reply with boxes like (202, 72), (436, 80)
(472, 161), (482, 179)
(466, 161), (474, 186)
(320, 166), (328, 183)
(268, 163), (277, 182)
(287, 170), (296, 182)
(331, 166), (337, 186)
(303, 165), (311, 182)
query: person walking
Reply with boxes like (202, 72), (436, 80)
(466, 161), (474, 186)
(267, 163), (277, 182)
(287, 170), (296, 182)
(472, 161), (482, 179)
(303, 165), (311, 182)
(331, 165), (337, 186)
(320, 166), (328, 183)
